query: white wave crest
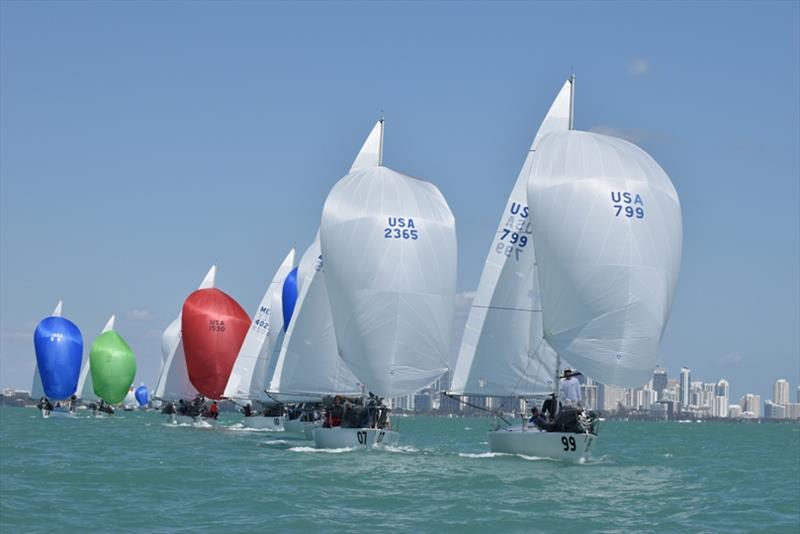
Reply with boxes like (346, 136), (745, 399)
(289, 446), (355, 454)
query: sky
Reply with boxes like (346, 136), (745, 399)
(1, 1), (798, 404)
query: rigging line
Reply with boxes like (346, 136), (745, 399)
(443, 393), (512, 426)
(509, 336), (547, 398)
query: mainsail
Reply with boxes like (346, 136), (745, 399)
(223, 249), (296, 401)
(154, 265), (216, 401)
(33, 300), (83, 400)
(320, 120), (457, 398)
(526, 130), (682, 387)
(450, 80), (573, 397)
(89, 315), (137, 404)
(268, 233), (361, 400)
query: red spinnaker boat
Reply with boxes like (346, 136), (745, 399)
(182, 288), (249, 399)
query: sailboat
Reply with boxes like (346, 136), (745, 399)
(32, 300), (83, 418)
(315, 119), (457, 448)
(181, 267), (250, 411)
(223, 248), (297, 430)
(452, 78), (682, 462)
(154, 266), (212, 423)
(268, 233), (362, 438)
(89, 315), (137, 415)
(135, 384), (150, 408)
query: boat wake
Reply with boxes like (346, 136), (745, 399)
(262, 439), (291, 446)
(458, 452), (511, 459)
(288, 446), (355, 454)
(225, 424), (281, 433)
(381, 445), (418, 454)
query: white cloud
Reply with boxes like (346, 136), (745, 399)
(628, 57), (649, 77)
(717, 351), (744, 366)
(126, 309), (155, 321)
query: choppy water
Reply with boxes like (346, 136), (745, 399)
(1, 406), (798, 533)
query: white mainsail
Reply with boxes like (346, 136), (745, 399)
(268, 233), (361, 400)
(450, 80), (573, 397)
(320, 120), (457, 398)
(526, 130), (682, 387)
(223, 249), (296, 401)
(154, 265), (217, 400)
(31, 300), (62, 399)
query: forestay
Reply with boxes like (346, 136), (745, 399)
(450, 80), (573, 397)
(223, 249), (296, 401)
(321, 121), (457, 398)
(268, 233), (361, 400)
(526, 130), (682, 387)
(154, 266), (216, 401)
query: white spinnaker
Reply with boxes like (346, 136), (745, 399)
(269, 234), (361, 400)
(223, 249), (296, 401)
(321, 121), (457, 398)
(527, 130), (682, 387)
(450, 80), (573, 396)
(154, 265), (216, 400)
(31, 300), (63, 399)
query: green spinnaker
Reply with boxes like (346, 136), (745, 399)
(90, 331), (136, 404)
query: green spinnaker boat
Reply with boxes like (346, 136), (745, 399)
(90, 316), (136, 404)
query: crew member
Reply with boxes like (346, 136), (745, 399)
(560, 368), (582, 408)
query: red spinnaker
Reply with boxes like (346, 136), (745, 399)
(182, 288), (249, 399)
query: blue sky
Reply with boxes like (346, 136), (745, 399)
(1, 1), (798, 403)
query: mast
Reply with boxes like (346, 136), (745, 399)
(553, 72), (574, 413)
(378, 118), (384, 166)
(568, 74), (575, 131)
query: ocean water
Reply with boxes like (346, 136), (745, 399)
(1, 407), (798, 533)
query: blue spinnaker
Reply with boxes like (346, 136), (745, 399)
(282, 267), (299, 332)
(135, 385), (149, 406)
(33, 316), (83, 399)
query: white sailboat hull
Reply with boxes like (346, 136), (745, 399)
(313, 427), (400, 449)
(488, 426), (595, 463)
(242, 415), (284, 431)
(284, 418), (321, 439)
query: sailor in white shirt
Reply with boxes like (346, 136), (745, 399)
(560, 368), (582, 408)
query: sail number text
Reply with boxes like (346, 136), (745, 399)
(612, 192), (645, 219)
(384, 217), (418, 240)
(356, 430), (385, 445)
(561, 436), (577, 451)
(208, 319), (226, 332)
(252, 306), (270, 335)
(496, 202), (532, 261)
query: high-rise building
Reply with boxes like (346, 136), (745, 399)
(712, 396), (728, 418)
(652, 367), (668, 400)
(679, 367), (691, 409)
(764, 401), (786, 419)
(581, 378), (598, 411)
(774, 379), (789, 405)
(741, 393), (761, 418)
(716, 379), (729, 400)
